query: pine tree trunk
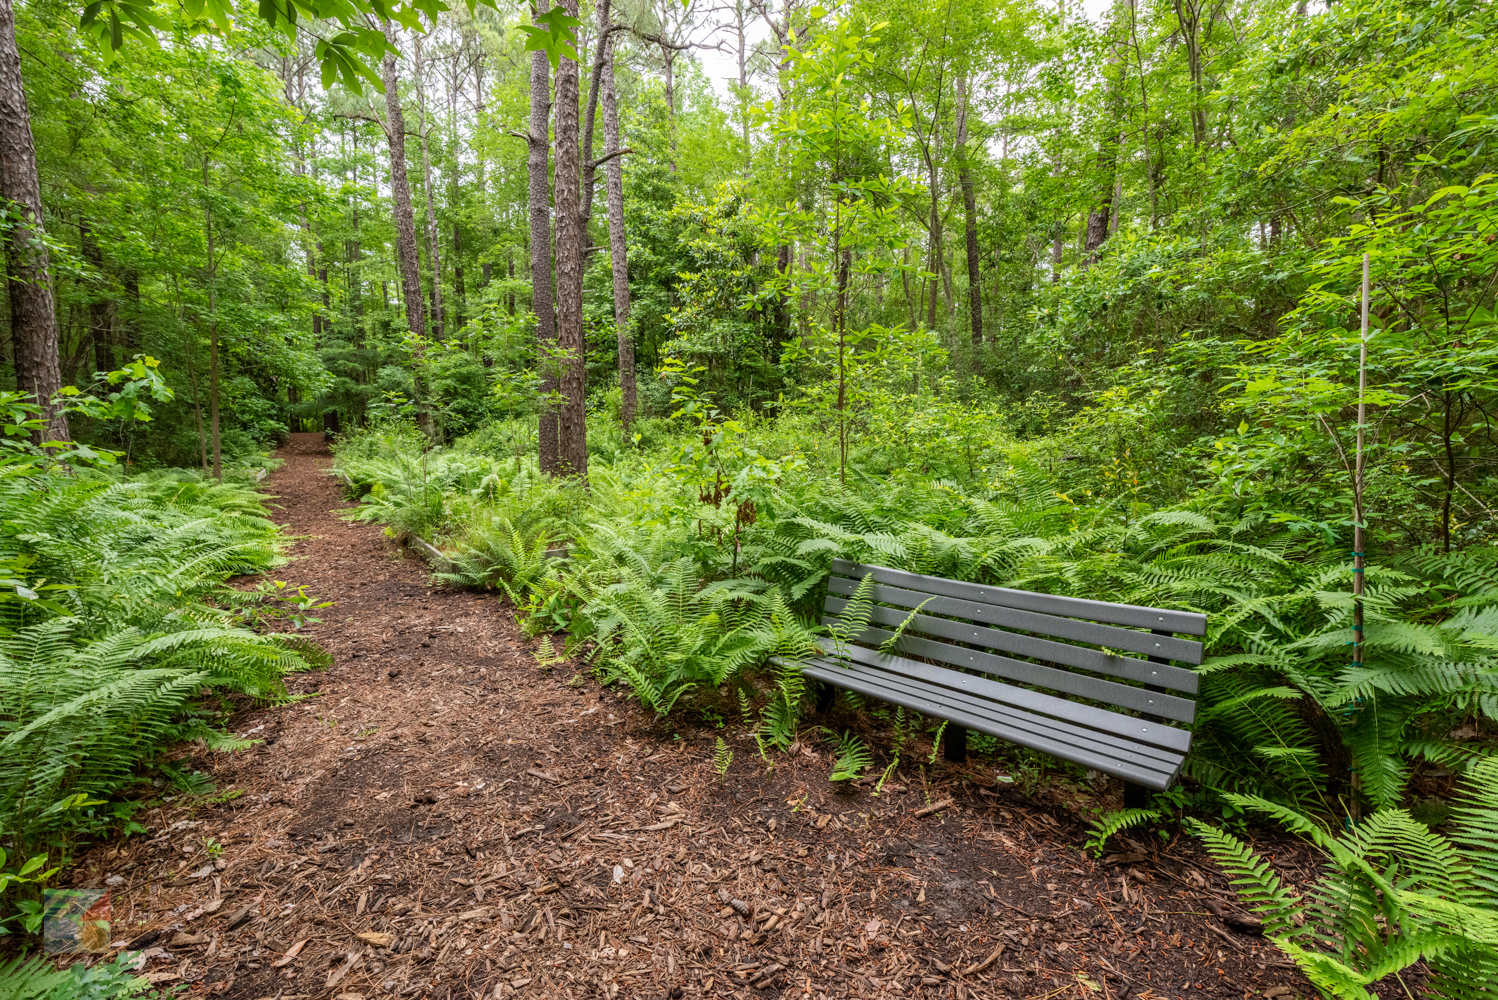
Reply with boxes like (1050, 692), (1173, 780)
(453, 220), (465, 330)
(955, 75), (982, 348)
(601, 33), (633, 431)
(419, 127), (443, 339)
(414, 35), (444, 340)
(554, 0), (588, 480)
(380, 31), (427, 340)
(529, 41), (560, 475)
(1, 0), (67, 441)
(580, 0), (612, 233)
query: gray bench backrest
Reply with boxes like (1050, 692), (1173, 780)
(825, 559), (1207, 725)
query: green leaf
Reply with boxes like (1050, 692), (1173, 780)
(516, 5), (581, 69)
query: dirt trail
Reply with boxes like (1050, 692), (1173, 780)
(65, 434), (1304, 1000)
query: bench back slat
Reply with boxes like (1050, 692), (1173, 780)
(816, 640), (1193, 754)
(831, 558), (1208, 637)
(827, 575), (1205, 665)
(824, 596), (1200, 696)
(824, 617), (1198, 723)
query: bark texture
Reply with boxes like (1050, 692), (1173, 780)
(380, 34), (427, 340)
(1, 0), (67, 441)
(415, 37), (444, 340)
(601, 33), (633, 431)
(580, 0), (613, 232)
(553, 0), (588, 480)
(529, 43), (560, 474)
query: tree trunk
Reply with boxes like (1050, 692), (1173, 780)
(925, 158), (941, 330)
(580, 0), (613, 233)
(414, 35), (444, 340)
(419, 138), (443, 339)
(381, 32), (427, 340)
(954, 75), (982, 348)
(186, 349), (208, 473)
(602, 33), (633, 431)
(1, 0), (67, 441)
(1084, 48), (1124, 259)
(317, 247), (329, 332)
(554, 0), (588, 480)
(734, 0), (750, 167)
(79, 218), (114, 375)
(529, 40), (560, 474)
(1173, 0), (1206, 147)
(453, 220), (465, 331)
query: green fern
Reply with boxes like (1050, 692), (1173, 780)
(0, 469), (324, 852)
(0, 950), (167, 999)
(1191, 759), (1498, 999)
(826, 730), (872, 783)
(713, 736), (733, 779)
(1084, 808), (1163, 856)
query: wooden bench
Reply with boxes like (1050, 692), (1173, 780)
(790, 559), (1206, 803)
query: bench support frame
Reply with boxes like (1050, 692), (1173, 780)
(943, 723), (968, 763)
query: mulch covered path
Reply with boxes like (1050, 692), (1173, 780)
(63, 433), (1314, 1000)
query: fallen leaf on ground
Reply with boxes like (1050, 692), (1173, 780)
(270, 939), (308, 967)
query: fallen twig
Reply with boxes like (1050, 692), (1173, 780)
(913, 797), (955, 818)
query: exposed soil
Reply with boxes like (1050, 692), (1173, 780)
(64, 433), (1318, 1000)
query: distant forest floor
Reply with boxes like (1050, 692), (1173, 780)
(63, 433), (1322, 1000)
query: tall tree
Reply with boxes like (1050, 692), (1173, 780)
(554, 0), (587, 479)
(601, 32), (633, 431)
(1, 0), (66, 441)
(954, 72), (982, 347)
(528, 18), (560, 474)
(379, 25), (428, 340)
(414, 34), (445, 339)
(1083, 32), (1125, 259)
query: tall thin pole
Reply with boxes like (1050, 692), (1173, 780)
(1350, 252), (1370, 819)
(1353, 253), (1370, 636)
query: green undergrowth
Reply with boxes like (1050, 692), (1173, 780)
(338, 406), (1498, 994)
(336, 413), (1498, 818)
(0, 466), (328, 939)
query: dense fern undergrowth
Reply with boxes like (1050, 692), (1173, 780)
(336, 412), (1498, 815)
(0, 465), (328, 906)
(337, 404), (1498, 994)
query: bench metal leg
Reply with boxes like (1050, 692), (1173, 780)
(814, 681), (835, 714)
(1124, 781), (1152, 810)
(943, 724), (968, 763)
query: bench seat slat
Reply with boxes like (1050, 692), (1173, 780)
(832, 558), (1208, 637)
(793, 657), (1182, 790)
(827, 576), (1205, 665)
(825, 597), (1200, 696)
(815, 639), (1192, 754)
(811, 657), (1186, 771)
(826, 616), (1197, 724)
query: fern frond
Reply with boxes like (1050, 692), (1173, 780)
(1185, 818), (1307, 939)
(1083, 808), (1162, 856)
